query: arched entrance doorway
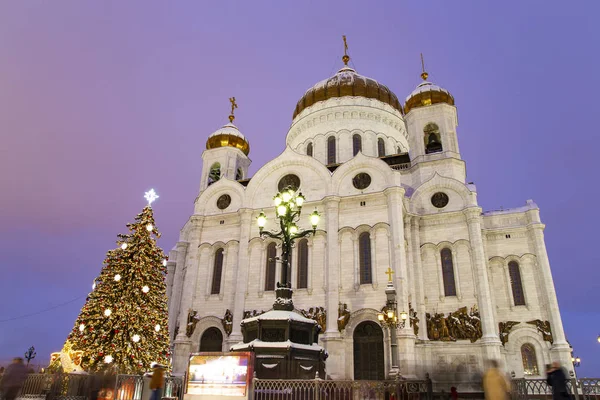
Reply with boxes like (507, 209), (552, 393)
(199, 327), (223, 352)
(353, 321), (385, 380)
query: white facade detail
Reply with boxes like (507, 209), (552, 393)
(167, 63), (572, 384)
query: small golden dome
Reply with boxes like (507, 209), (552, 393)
(293, 66), (403, 119)
(404, 78), (454, 114)
(206, 123), (250, 156)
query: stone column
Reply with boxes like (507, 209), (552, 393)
(321, 196), (344, 379)
(384, 187), (415, 378)
(168, 241), (189, 340)
(410, 217), (427, 341)
(229, 209), (254, 345)
(527, 219), (571, 363)
(166, 261), (176, 308)
(463, 208), (501, 358)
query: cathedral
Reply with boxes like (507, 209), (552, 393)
(165, 44), (572, 383)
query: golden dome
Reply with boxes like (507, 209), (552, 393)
(293, 66), (403, 119)
(206, 123), (250, 156)
(404, 72), (454, 114)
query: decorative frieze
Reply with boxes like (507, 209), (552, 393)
(527, 319), (553, 344)
(498, 321), (520, 345)
(338, 303), (351, 332)
(222, 309), (233, 336)
(300, 306), (327, 332)
(426, 305), (482, 343)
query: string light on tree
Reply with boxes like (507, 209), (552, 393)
(64, 190), (170, 374)
(162, 259), (167, 267)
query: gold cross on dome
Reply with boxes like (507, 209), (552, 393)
(228, 97), (238, 123)
(342, 35), (350, 66)
(385, 267), (394, 282)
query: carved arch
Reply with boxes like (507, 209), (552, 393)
(410, 173), (476, 214)
(191, 316), (227, 350)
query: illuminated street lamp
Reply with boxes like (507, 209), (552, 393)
(572, 356), (581, 368)
(377, 268), (408, 377)
(257, 187), (320, 292)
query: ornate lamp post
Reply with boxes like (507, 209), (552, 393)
(24, 346), (36, 367)
(572, 356), (581, 368)
(256, 187), (320, 310)
(377, 268), (408, 377)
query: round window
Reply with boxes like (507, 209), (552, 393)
(352, 173), (372, 190)
(217, 194), (232, 210)
(431, 192), (449, 208)
(278, 174), (301, 192)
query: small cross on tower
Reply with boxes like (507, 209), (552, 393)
(385, 267), (394, 282)
(229, 97), (238, 123)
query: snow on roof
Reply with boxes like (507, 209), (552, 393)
(482, 200), (539, 216)
(208, 123), (246, 140)
(230, 339), (325, 352)
(241, 310), (317, 325)
(405, 81), (452, 102)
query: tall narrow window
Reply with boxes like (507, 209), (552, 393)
(327, 136), (336, 164)
(359, 232), (372, 284)
(208, 163), (221, 185)
(235, 168), (243, 180)
(265, 243), (277, 291)
(353, 134), (362, 156)
(377, 138), (386, 157)
(521, 344), (539, 375)
(211, 248), (224, 294)
(307, 142), (313, 157)
(509, 261), (526, 306)
(440, 248), (457, 296)
(297, 239), (308, 289)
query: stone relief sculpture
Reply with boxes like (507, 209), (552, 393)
(243, 309), (266, 319)
(409, 303), (419, 336)
(337, 303), (351, 332)
(527, 319), (553, 344)
(498, 321), (520, 345)
(186, 310), (200, 337)
(300, 306), (327, 332)
(222, 309), (233, 336)
(426, 305), (482, 342)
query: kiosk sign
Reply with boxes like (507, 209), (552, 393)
(186, 352), (253, 398)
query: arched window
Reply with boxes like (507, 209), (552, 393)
(359, 232), (372, 284)
(235, 168), (243, 180)
(424, 123), (442, 154)
(521, 344), (539, 375)
(297, 239), (308, 289)
(353, 134), (362, 156)
(440, 248), (457, 296)
(377, 138), (386, 157)
(509, 261), (526, 306)
(210, 248), (224, 294)
(200, 328), (223, 352)
(208, 163), (221, 185)
(265, 243), (277, 291)
(327, 136), (336, 164)
(307, 142), (313, 157)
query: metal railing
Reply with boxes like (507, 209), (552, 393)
(253, 378), (428, 400)
(14, 373), (184, 400)
(512, 378), (600, 400)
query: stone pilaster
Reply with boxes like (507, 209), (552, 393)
(323, 196), (340, 337)
(464, 208), (501, 358)
(410, 217), (428, 341)
(527, 218), (571, 364)
(168, 241), (189, 341)
(228, 209), (254, 345)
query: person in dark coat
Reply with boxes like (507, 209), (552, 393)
(546, 362), (571, 400)
(0, 357), (29, 400)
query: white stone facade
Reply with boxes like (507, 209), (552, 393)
(166, 69), (572, 384)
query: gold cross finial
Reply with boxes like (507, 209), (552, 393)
(385, 267), (394, 282)
(228, 97), (238, 123)
(420, 53), (428, 81)
(342, 35), (350, 66)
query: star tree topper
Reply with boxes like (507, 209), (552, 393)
(144, 189), (159, 206)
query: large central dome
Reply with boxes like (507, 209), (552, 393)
(293, 66), (403, 119)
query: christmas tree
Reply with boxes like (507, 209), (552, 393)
(66, 190), (170, 374)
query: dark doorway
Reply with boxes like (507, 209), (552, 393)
(353, 321), (385, 380)
(199, 327), (223, 352)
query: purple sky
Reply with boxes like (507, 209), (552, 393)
(1, 1), (598, 376)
